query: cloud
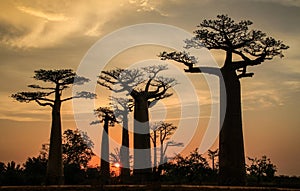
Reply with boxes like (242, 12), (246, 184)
(17, 6), (68, 21)
(253, 0), (300, 7)
(242, 89), (284, 111)
(0, 0), (173, 48)
(0, 1), (125, 48)
(127, 0), (168, 16)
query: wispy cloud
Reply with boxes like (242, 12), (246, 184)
(17, 6), (68, 21)
(243, 89), (284, 111)
(254, 0), (300, 7)
(0, 0), (171, 48)
(0, 1), (122, 48)
(128, 0), (168, 16)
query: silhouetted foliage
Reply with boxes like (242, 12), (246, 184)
(23, 156), (47, 185)
(160, 14), (289, 185)
(62, 129), (95, 169)
(0, 161), (24, 185)
(1, 150), (300, 187)
(15, 129), (95, 185)
(11, 69), (96, 185)
(247, 155), (277, 184)
(162, 149), (212, 184)
(62, 129), (95, 184)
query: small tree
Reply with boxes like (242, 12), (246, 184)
(247, 155), (277, 184)
(208, 149), (219, 171)
(62, 129), (95, 184)
(62, 129), (94, 169)
(12, 69), (96, 185)
(163, 149), (211, 184)
(93, 107), (117, 182)
(160, 15), (288, 185)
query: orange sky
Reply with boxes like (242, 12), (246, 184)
(0, 0), (299, 176)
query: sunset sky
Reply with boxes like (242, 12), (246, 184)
(0, 0), (299, 176)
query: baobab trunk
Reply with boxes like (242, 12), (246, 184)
(46, 101), (64, 185)
(133, 96), (152, 182)
(120, 115), (130, 180)
(152, 131), (157, 170)
(100, 119), (110, 182)
(160, 141), (164, 165)
(219, 67), (246, 185)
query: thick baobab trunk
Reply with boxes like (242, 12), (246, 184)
(120, 115), (130, 180)
(133, 96), (152, 182)
(100, 119), (110, 182)
(46, 101), (64, 185)
(219, 67), (246, 185)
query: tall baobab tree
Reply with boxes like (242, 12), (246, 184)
(110, 97), (133, 180)
(93, 107), (117, 182)
(98, 65), (177, 181)
(160, 15), (288, 185)
(208, 149), (219, 171)
(12, 69), (95, 185)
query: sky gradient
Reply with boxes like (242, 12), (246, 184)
(0, 0), (299, 176)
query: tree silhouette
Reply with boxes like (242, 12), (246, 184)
(163, 148), (211, 184)
(93, 107), (117, 182)
(208, 149), (218, 171)
(62, 129), (94, 170)
(0, 161), (24, 185)
(11, 69), (96, 185)
(150, 121), (180, 174)
(23, 156), (47, 185)
(23, 129), (94, 185)
(110, 97), (133, 181)
(150, 123), (159, 172)
(160, 14), (288, 185)
(98, 65), (176, 181)
(247, 155), (277, 184)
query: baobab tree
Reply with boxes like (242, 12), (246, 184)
(11, 69), (95, 185)
(98, 65), (177, 181)
(110, 97), (133, 180)
(160, 15), (288, 185)
(93, 107), (117, 182)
